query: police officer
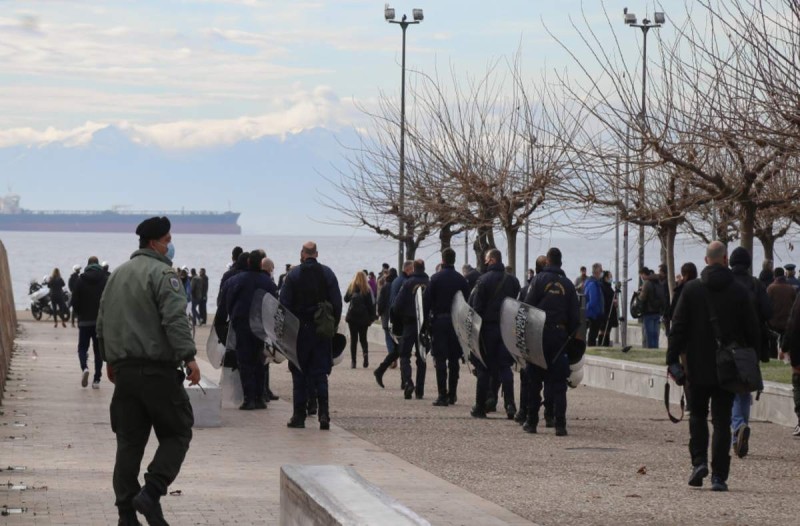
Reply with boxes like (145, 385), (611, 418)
(392, 259), (430, 399)
(786, 264), (800, 290)
(469, 249), (520, 419)
(279, 241), (342, 430)
(424, 248), (469, 406)
(523, 247), (579, 436)
(97, 216), (201, 526)
(514, 255), (547, 424)
(374, 260), (412, 389)
(218, 249), (277, 410)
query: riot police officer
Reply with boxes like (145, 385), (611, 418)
(424, 248), (469, 406)
(279, 241), (342, 430)
(392, 259), (429, 399)
(469, 249), (520, 419)
(97, 216), (201, 526)
(523, 247), (579, 436)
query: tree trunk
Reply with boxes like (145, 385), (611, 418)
(505, 225), (519, 276)
(760, 236), (775, 262)
(739, 201), (756, 257)
(658, 223), (677, 299)
(439, 224), (453, 252)
(473, 226), (495, 272)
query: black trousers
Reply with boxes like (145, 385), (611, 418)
(587, 318), (603, 346)
(688, 383), (735, 481)
(110, 364), (193, 514)
(348, 322), (369, 362)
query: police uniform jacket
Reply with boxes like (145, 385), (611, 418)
(393, 272), (429, 320)
(524, 265), (579, 344)
(667, 264), (760, 386)
(423, 265), (469, 322)
(469, 263), (521, 324)
(222, 270), (277, 323)
(97, 249), (196, 367)
(279, 257), (342, 326)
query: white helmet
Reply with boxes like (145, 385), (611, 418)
(72, 264), (81, 272)
(567, 367), (584, 389)
(101, 261), (109, 268)
(42, 275), (49, 284)
(570, 356), (585, 372)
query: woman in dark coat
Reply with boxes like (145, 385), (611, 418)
(48, 267), (68, 328)
(344, 271), (375, 369)
(666, 262), (698, 335)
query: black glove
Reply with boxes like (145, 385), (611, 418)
(668, 363), (686, 386)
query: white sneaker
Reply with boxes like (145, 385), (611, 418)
(81, 369), (89, 388)
(793, 425), (800, 438)
(91, 381), (100, 390)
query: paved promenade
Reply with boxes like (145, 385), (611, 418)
(2, 317), (800, 525)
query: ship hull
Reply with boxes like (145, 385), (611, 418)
(0, 212), (241, 235)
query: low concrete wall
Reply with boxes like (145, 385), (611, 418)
(0, 240), (17, 405)
(583, 356), (797, 427)
(280, 465), (429, 526)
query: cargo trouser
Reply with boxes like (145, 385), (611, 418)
(110, 362), (193, 515)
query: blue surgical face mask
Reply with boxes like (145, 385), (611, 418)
(165, 242), (175, 261)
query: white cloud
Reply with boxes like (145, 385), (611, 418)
(0, 122), (106, 148)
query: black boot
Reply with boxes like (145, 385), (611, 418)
(351, 347), (357, 369)
(287, 405), (306, 428)
(514, 407), (527, 424)
(374, 363), (387, 388)
(415, 359), (427, 399)
(523, 413), (538, 434)
(433, 368), (448, 406)
(363, 352), (369, 368)
(318, 396), (330, 431)
(505, 402), (517, 420)
(555, 417), (568, 436)
(485, 396), (497, 413)
(471, 382), (487, 418)
(447, 367), (459, 405)
(404, 381), (415, 400)
(239, 398), (256, 410)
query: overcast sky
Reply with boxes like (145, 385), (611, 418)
(0, 0), (683, 150)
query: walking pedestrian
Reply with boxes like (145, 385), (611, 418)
(48, 267), (68, 328)
(70, 256), (107, 389)
(392, 259), (430, 399)
(97, 216), (201, 525)
(344, 270), (375, 369)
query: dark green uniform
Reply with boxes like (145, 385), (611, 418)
(97, 248), (196, 516)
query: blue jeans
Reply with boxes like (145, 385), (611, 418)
(382, 326), (395, 354)
(78, 325), (103, 382)
(731, 392), (752, 439)
(642, 314), (661, 348)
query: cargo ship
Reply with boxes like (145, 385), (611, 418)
(0, 194), (241, 234)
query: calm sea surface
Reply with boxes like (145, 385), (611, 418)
(0, 231), (789, 311)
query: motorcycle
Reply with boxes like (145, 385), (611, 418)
(29, 278), (71, 322)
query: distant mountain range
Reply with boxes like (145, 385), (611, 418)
(0, 125), (361, 235)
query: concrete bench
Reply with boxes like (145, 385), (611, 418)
(186, 377), (221, 428)
(280, 465), (430, 526)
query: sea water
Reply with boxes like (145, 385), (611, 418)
(0, 230), (787, 311)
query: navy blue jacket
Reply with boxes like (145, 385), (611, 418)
(424, 265), (469, 321)
(524, 266), (580, 336)
(279, 258), (342, 325)
(469, 263), (521, 324)
(464, 269), (481, 293)
(392, 271), (429, 320)
(222, 270), (277, 323)
(389, 272), (407, 306)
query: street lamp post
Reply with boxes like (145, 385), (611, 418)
(385, 5), (423, 270)
(624, 9), (665, 271)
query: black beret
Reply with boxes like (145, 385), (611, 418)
(785, 263), (796, 271)
(730, 247), (751, 268)
(136, 216), (171, 241)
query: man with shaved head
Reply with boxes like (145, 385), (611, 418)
(667, 241), (760, 492)
(280, 241), (342, 430)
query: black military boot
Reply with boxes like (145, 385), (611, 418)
(522, 413), (538, 434)
(432, 368), (448, 406)
(363, 352), (369, 368)
(239, 398), (256, 411)
(555, 417), (568, 437)
(505, 402), (517, 420)
(471, 383), (487, 418)
(544, 404), (555, 428)
(514, 407), (527, 424)
(374, 363), (388, 388)
(415, 359), (427, 399)
(351, 347), (357, 369)
(404, 381), (415, 400)
(484, 396), (497, 413)
(447, 369), (459, 405)
(287, 404), (306, 429)
(318, 396), (330, 431)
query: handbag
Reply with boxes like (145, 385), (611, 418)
(703, 287), (763, 394)
(630, 291), (643, 319)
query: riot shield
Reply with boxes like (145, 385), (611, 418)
(414, 285), (429, 361)
(499, 297), (547, 370)
(249, 289), (269, 341)
(261, 293), (301, 371)
(205, 325), (225, 370)
(451, 294), (485, 367)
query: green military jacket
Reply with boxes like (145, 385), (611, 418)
(97, 248), (196, 366)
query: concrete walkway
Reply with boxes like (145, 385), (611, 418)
(0, 318), (531, 525)
(3, 317), (800, 525)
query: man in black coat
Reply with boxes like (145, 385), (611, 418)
(461, 264), (481, 294)
(468, 249), (520, 419)
(667, 241), (760, 492)
(392, 259), (429, 400)
(424, 248), (469, 406)
(71, 256), (108, 388)
(522, 248), (579, 435)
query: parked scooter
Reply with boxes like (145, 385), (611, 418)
(29, 278), (70, 322)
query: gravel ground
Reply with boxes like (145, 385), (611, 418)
(264, 345), (800, 526)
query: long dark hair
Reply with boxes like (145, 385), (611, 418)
(50, 268), (61, 281)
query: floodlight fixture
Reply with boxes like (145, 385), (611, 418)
(654, 12), (666, 24)
(385, 4), (396, 21)
(413, 9), (424, 21)
(624, 12), (637, 24)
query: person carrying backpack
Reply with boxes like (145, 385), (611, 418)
(344, 271), (375, 369)
(639, 267), (666, 348)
